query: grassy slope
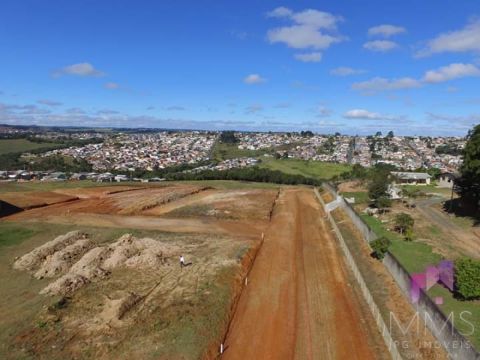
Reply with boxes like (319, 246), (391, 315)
(0, 139), (59, 155)
(359, 212), (480, 349)
(259, 158), (351, 180)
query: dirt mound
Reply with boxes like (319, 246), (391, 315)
(13, 231), (87, 271)
(34, 238), (94, 279)
(36, 233), (179, 296)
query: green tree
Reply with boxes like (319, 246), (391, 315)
(457, 124), (480, 207)
(394, 213), (415, 235)
(370, 236), (391, 260)
(455, 257), (480, 300)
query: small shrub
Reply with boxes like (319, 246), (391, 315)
(404, 227), (415, 242)
(455, 257), (480, 300)
(370, 236), (391, 260)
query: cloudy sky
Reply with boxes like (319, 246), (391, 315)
(1, 0), (479, 135)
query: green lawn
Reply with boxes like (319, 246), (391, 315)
(259, 158), (351, 180)
(428, 285), (480, 349)
(341, 191), (369, 204)
(360, 213), (443, 273)
(0, 223), (37, 247)
(0, 139), (59, 155)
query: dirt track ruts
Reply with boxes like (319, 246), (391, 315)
(223, 188), (385, 360)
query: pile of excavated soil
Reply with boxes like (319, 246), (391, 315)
(13, 231), (87, 271)
(14, 231), (180, 296)
(34, 238), (94, 279)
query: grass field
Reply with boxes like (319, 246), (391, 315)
(360, 213), (443, 273)
(211, 142), (272, 161)
(0, 139), (59, 155)
(341, 191), (369, 204)
(259, 158), (351, 180)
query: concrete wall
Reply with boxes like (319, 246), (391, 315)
(314, 188), (402, 360)
(321, 183), (480, 360)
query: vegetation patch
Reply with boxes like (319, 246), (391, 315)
(0, 223), (37, 247)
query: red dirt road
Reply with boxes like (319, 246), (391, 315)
(223, 188), (385, 360)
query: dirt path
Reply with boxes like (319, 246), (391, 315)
(223, 188), (384, 360)
(416, 198), (480, 258)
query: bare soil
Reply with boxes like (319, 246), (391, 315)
(0, 191), (78, 209)
(224, 188), (387, 360)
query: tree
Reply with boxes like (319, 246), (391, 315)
(219, 131), (238, 144)
(394, 213), (414, 234)
(375, 131), (382, 137)
(387, 131), (394, 139)
(368, 174), (390, 208)
(370, 236), (391, 260)
(455, 258), (480, 300)
(457, 124), (480, 208)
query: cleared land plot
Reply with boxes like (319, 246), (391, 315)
(224, 188), (387, 360)
(1, 221), (259, 359)
(146, 188), (278, 220)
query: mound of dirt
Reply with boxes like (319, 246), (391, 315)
(13, 231), (87, 271)
(36, 233), (179, 296)
(34, 238), (94, 279)
(41, 247), (111, 296)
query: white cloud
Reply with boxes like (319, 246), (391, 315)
(352, 77), (421, 93)
(423, 63), (480, 83)
(343, 109), (403, 121)
(268, 25), (342, 49)
(266, 7), (345, 52)
(426, 112), (480, 125)
(417, 19), (480, 57)
(245, 104), (263, 114)
(104, 82), (120, 89)
(363, 40), (398, 52)
(37, 99), (62, 106)
(317, 106), (332, 117)
(294, 52), (322, 62)
(267, 6), (293, 18)
(368, 24), (406, 37)
(53, 62), (105, 77)
(291, 9), (340, 29)
(165, 106), (186, 111)
(244, 74), (266, 84)
(330, 67), (366, 76)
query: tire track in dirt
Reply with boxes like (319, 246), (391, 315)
(223, 188), (383, 360)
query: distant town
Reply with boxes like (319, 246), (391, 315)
(0, 124), (465, 182)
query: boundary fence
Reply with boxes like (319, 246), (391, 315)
(314, 188), (402, 360)
(320, 183), (480, 360)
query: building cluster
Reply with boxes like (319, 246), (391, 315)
(41, 131), (215, 171)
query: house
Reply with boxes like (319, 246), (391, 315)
(392, 172), (431, 185)
(437, 172), (458, 189)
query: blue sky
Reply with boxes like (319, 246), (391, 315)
(0, 0), (479, 135)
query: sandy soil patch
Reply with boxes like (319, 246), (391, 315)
(149, 188), (279, 221)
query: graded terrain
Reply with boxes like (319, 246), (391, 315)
(0, 181), (390, 359)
